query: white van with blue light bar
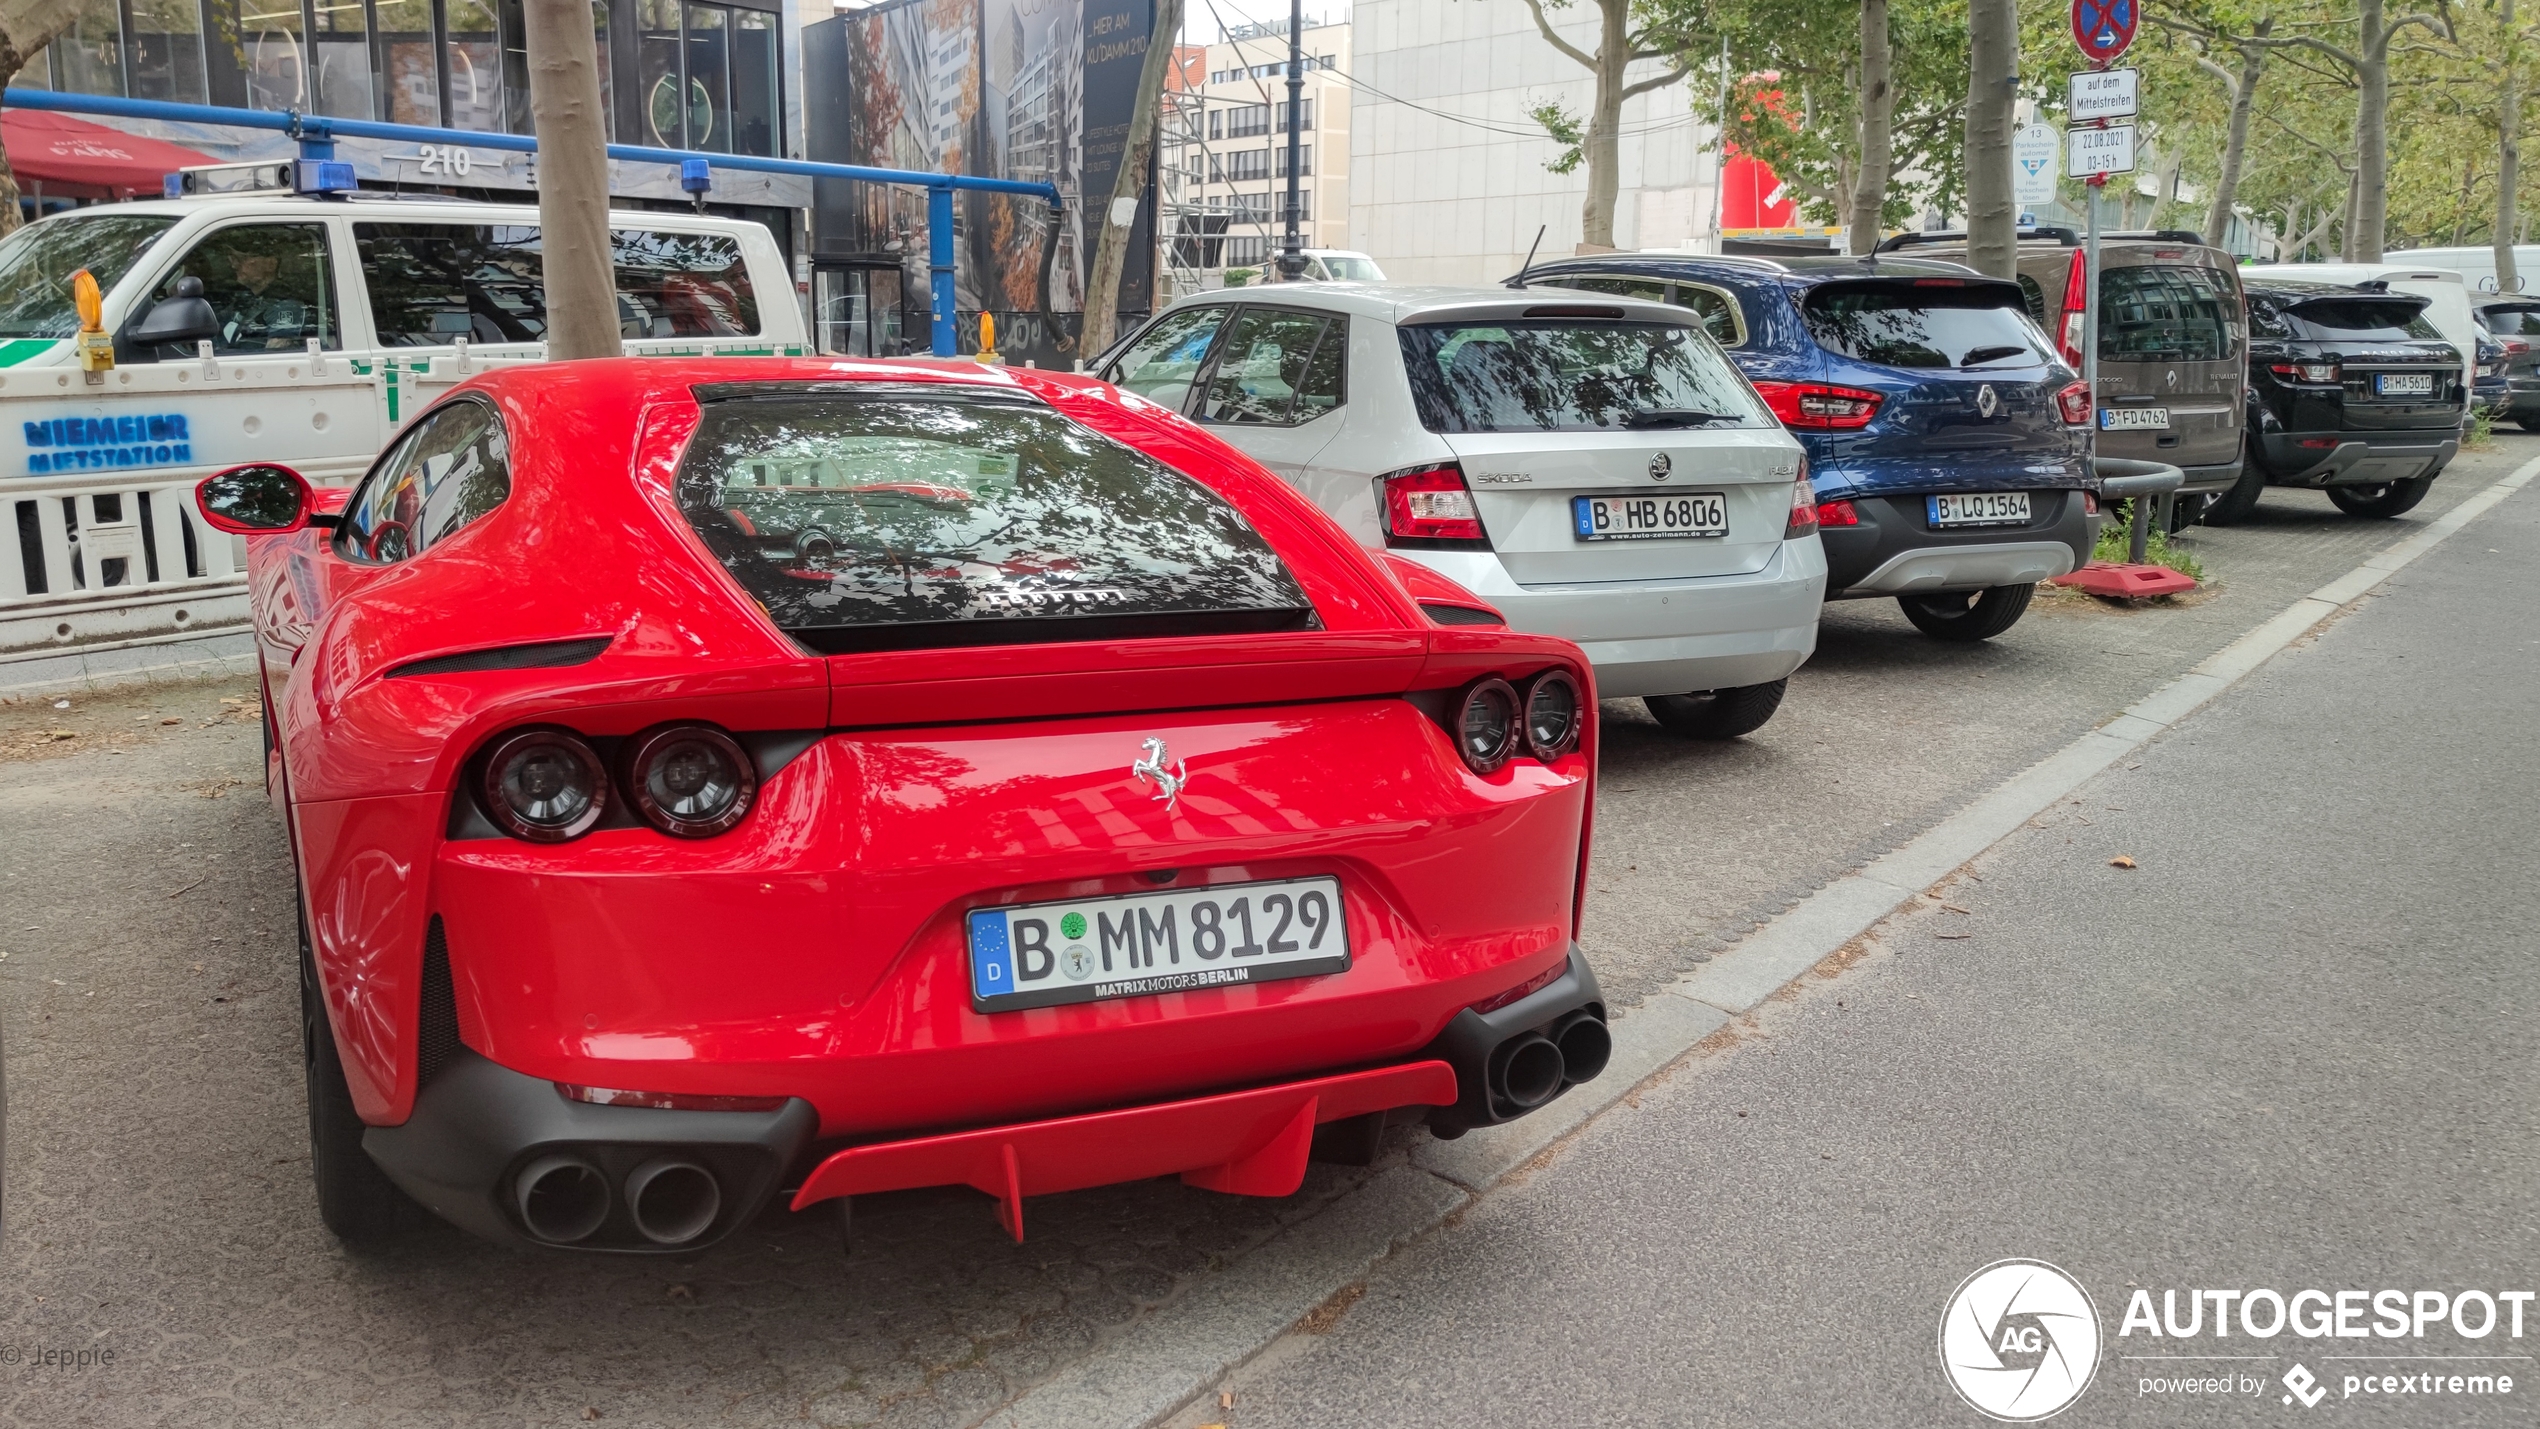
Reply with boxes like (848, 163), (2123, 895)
(0, 168), (801, 652)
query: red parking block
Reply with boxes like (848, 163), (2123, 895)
(2053, 561), (2198, 598)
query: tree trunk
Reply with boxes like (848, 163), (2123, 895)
(2499, 0), (2524, 294)
(2340, 166), (2362, 261)
(2352, 0), (2392, 262)
(1079, 0), (1183, 362)
(1847, 0), (1893, 256)
(0, 1), (100, 236)
(1964, 0), (2018, 278)
(2204, 38), (2265, 248)
(1580, 0), (1630, 249)
(523, 0), (622, 360)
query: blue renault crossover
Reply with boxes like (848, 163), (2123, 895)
(1521, 253), (2098, 640)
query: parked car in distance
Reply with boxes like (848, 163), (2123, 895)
(1874, 227), (2247, 525)
(198, 357), (1613, 1253)
(1095, 285), (1826, 737)
(2220, 278), (2466, 521)
(2381, 243), (2540, 298)
(1518, 250), (2094, 643)
(2474, 333), (2513, 418)
(2472, 295), (2540, 431)
(2238, 263), (2480, 406)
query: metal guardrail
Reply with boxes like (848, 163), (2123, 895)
(0, 87), (1065, 358)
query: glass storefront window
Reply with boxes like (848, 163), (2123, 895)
(238, 0), (304, 109)
(52, 0), (127, 97)
(130, 0), (207, 104)
(639, 0), (685, 147)
(311, 0), (371, 119)
(731, 10), (775, 157)
(445, 0), (502, 132)
(378, 0), (440, 126)
(682, 3), (729, 153)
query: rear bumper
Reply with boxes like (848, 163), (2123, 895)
(1401, 540), (1827, 699)
(1822, 490), (2095, 598)
(2255, 431), (2458, 486)
(2170, 458), (2244, 497)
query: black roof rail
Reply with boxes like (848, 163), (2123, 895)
(1874, 226), (2083, 253)
(2103, 229), (2211, 245)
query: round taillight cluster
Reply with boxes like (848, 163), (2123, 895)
(1451, 670), (1584, 775)
(477, 723), (758, 842)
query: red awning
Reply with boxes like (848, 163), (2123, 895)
(2, 109), (219, 199)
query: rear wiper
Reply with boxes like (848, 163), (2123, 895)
(1958, 345), (2034, 367)
(1622, 407), (1736, 428)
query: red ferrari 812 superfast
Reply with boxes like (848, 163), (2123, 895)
(197, 358), (1608, 1254)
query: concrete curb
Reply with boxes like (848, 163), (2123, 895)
(988, 455), (2540, 1429)
(0, 629), (257, 699)
(989, 454), (2538, 1429)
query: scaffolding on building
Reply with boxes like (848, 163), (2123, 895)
(1157, 84), (1214, 302)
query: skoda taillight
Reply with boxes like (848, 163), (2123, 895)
(1380, 463), (1487, 546)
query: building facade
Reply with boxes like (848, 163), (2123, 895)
(10, 0), (811, 230)
(1160, 16), (1351, 290)
(1345, 0), (1719, 284)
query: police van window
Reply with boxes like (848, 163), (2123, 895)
(160, 224), (340, 353)
(0, 213), (177, 338)
(338, 399), (512, 562)
(356, 224), (761, 344)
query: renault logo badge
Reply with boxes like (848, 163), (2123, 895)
(1976, 384), (2001, 419)
(1649, 453), (1673, 482)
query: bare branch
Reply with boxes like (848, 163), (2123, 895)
(1620, 63), (1689, 100)
(1519, 0), (1595, 71)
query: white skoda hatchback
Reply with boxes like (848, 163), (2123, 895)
(1095, 286), (1827, 737)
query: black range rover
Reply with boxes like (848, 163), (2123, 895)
(2211, 279), (2465, 522)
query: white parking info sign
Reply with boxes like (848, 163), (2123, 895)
(2068, 67), (2139, 121)
(2067, 124), (2137, 178)
(2013, 124), (2060, 204)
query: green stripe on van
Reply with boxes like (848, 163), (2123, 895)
(0, 339), (60, 367)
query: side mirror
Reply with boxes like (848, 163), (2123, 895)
(196, 463), (318, 534)
(129, 275), (220, 348)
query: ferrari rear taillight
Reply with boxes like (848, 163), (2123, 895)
(624, 723), (757, 838)
(1751, 381), (1881, 430)
(2055, 379), (2094, 426)
(1454, 677), (1521, 774)
(481, 728), (608, 842)
(1380, 463), (1487, 545)
(2059, 250), (2088, 367)
(1521, 670), (1583, 761)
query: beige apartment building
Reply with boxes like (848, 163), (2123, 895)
(1162, 18), (1353, 291)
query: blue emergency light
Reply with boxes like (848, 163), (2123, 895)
(680, 158), (712, 197)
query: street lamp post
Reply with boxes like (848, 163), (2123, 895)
(1277, 0), (1305, 280)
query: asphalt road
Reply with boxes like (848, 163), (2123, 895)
(1178, 460), (2540, 1426)
(0, 439), (2530, 1428)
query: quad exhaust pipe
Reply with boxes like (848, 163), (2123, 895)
(1424, 947), (1611, 1138)
(512, 1153), (725, 1246)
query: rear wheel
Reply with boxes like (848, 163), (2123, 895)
(300, 899), (419, 1246)
(1644, 679), (1787, 740)
(2324, 478), (2433, 519)
(1898, 583), (2035, 642)
(2166, 494), (2209, 532)
(2200, 455), (2270, 526)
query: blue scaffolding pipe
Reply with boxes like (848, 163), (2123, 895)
(0, 87), (1063, 358)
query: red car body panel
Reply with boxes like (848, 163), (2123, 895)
(242, 359), (1597, 1171)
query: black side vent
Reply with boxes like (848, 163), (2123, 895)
(1421, 602), (1506, 627)
(388, 637), (610, 679)
(416, 916), (464, 1088)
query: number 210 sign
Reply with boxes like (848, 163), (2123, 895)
(2071, 0), (2137, 63)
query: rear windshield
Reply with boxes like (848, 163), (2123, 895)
(674, 387), (1314, 654)
(0, 213), (176, 339)
(2100, 265), (2238, 361)
(1397, 320), (1771, 433)
(1800, 282), (2054, 369)
(354, 224), (760, 345)
(2280, 298), (2441, 341)
(2477, 305), (2540, 337)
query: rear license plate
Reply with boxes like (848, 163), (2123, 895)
(2376, 372), (2435, 397)
(1572, 492), (1727, 541)
(967, 876), (1351, 1013)
(1928, 491), (2033, 527)
(2098, 407), (2171, 430)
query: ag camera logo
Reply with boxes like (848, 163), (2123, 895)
(1940, 1259), (2103, 1421)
